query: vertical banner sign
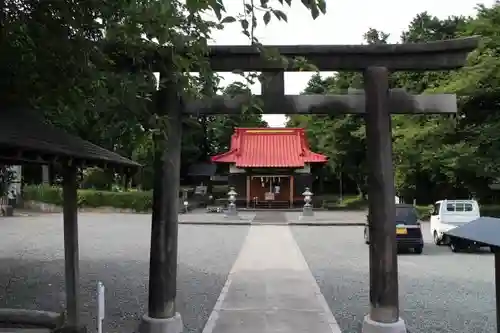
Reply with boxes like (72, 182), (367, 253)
(97, 281), (105, 333)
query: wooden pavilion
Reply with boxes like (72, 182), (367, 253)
(0, 108), (140, 332)
(211, 128), (327, 208)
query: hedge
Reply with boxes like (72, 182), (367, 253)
(415, 205), (500, 220)
(321, 195), (368, 210)
(22, 184), (233, 213)
(415, 205), (431, 221)
(22, 185), (500, 218)
(23, 185), (153, 212)
(323, 195), (500, 221)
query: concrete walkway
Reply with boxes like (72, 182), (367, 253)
(202, 225), (341, 333)
(252, 211), (288, 223)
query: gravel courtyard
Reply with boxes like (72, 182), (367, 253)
(0, 212), (497, 333)
(292, 223), (497, 333)
(0, 214), (248, 333)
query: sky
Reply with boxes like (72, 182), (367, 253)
(208, 0), (495, 127)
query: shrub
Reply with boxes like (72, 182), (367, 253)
(23, 185), (153, 212)
(415, 205), (432, 221)
(323, 195), (368, 210)
(416, 204), (500, 220)
(342, 195), (368, 209)
(24, 185), (64, 206)
(480, 205), (500, 217)
(81, 168), (113, 191)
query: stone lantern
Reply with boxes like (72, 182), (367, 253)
(225, 187), (238, 217)
(301, 187), (314, 217)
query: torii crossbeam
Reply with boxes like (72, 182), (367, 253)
(185, 89), (457, 115)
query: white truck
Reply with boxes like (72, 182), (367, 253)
(429, 199), (480, 249)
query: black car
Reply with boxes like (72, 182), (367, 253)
(364, 204), (424, 254)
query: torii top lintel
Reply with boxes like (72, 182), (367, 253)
(107, 36), (479, 72)
(206, 36), (479, 71)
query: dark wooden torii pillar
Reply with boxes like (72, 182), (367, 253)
(132, 37), (479, 333)
(139, 70), (184, 333)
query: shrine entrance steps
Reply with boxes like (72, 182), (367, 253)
(252, 211), (288, 223)
(253, 200), (291, 210)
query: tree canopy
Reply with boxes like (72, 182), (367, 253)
(2, 0), (325, 189)
(5, 0), (500, 203)
(288, 2), (500, 203)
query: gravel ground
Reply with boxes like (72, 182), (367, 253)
(292, 223), (497, 333)
(0, 213), (249, 333)
(2, 212), (497, 333)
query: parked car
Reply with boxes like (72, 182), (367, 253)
(364, 204), (424, 254)
(429, 199), (480, 248)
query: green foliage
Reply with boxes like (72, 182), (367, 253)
(23, 185), (153, 212)
(23, 185), (65, 206)
(3, 0), (326, 191)
(479, 205), (500, 218)
(415, 205), (432, 221)
(13, 0), (500, 208)
(290, 3), (500, 204)
(325, 201), (431, 220)
(0, 166), (14, 197)
(287, 40), (377, 197)
(322, 195), (368, 210)
(81, 168), (114, 191)
(415, 205), (500, 220)
(208, 83), (269, 154)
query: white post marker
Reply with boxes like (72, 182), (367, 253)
(97, 281), (105, 333)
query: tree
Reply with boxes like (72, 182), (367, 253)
(387, 12), (470, 201)
(285, 5), (497, 202)
(433, 2), (500, 201)
(2, 0), (328, 189)
(208, 82), (268, 154)
(286, 28), (389, 197)
(1, 0), (326, 137)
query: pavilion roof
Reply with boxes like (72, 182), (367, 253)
(0, 109), (140, 170)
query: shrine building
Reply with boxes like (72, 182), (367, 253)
(211, 128), (327, 209)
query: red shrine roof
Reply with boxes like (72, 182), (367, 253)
(211, 128), (327, 168)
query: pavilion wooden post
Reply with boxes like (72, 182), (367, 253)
(494, 249), (500, 333)
(62, 163), (84, 332)
(363, 67), (400, 326)
(139, 70), (183, 333)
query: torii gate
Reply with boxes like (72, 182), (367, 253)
(127, 37), (479, 333)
